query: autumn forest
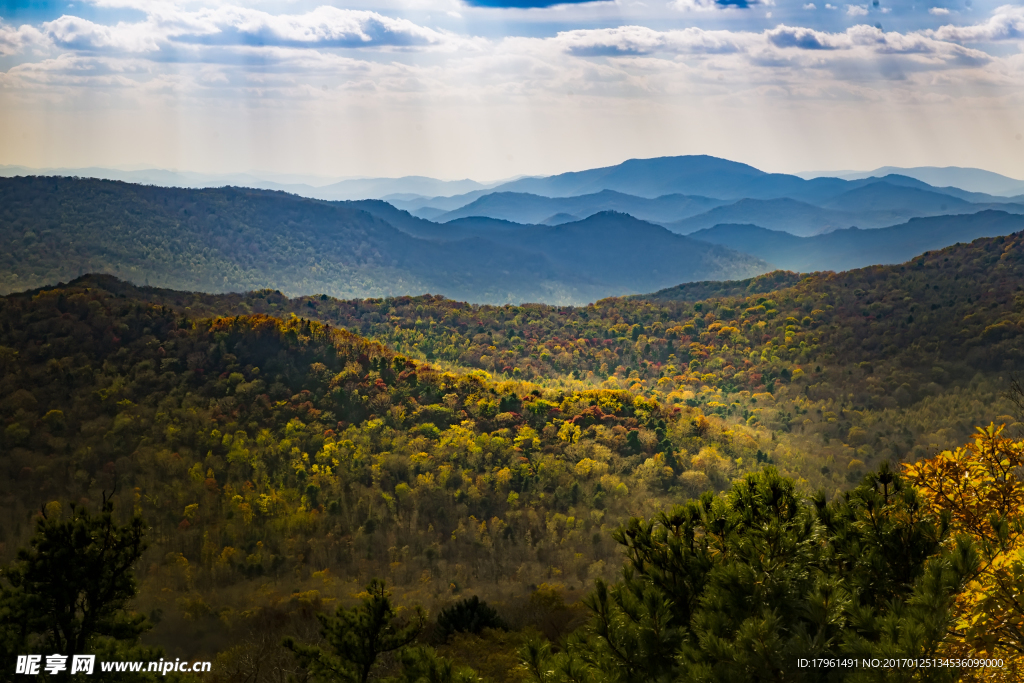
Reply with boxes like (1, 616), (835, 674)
(3, 172), (1024, 682)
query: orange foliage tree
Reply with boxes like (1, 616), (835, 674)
(904, 424), (1024, 678)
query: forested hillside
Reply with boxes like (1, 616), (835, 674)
(2, 231), (1024, 680)
(0, 283), (776, 676)
(0, 177), (768, 304)
(689, 210), (1024, 272)
(95, 230), (1024, 490)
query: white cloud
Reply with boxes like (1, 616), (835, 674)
(929, 7), (950, 15)
(43, 16), (166, 52)
(846, 5), (868, 16)
(1, 0), (1022, 182)
(553, 25), (752, 55)
(671, 0), (773, 12)
(203, 7), (458, 49)
(0, 20), (48, 56)
(545, 22), (992, 74)
(767, 25), (847, 49)
(0, 0), (1013, 113)
(25, 6), (475, 55)
(927, 4), (1024, 42)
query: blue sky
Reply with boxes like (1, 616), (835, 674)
(1, 0), (1022, 180)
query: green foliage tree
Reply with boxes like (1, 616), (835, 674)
(436, 597), (507, 643)
(522, 466), (973, 683)
(0, 496), (155, 680)
(284, 579), (425, 683)
(388, 645), (480, 683)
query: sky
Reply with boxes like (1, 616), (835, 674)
(0, 0), (1022, 180)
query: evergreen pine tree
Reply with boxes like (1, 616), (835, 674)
(0, 496), (158, 681)
(522, 466), (972, 683)
(284, 579), (424, 683)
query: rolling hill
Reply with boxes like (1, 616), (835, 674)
(664, 198), (862, 236)
(627, 270), (806, 302)
(478, 156), (1011, 205)
(829, 165), (1024, 197)
(489, 155), (823, 200)
(0, 177), (769, 305)
(387, 158), (1020, 234)
(819, 181), (975, 213)
(687, 210), (1024, 272)
(663, 183), (1024, 236)
(434, 190), (727, 225)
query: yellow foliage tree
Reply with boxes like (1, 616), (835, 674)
(904, 424), (1024, 679)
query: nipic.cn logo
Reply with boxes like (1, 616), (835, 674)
(16, 655), (95, 675)
(14, 655), (212, 675)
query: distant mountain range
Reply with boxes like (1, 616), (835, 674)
(389, 175), (1024, 239)
(0, 177), (769, 305)
(411, 157), (1020, 206)
(0, 165), (496, 201)
(688, 211), (1024, 272)
(380, 159), (1024, 237)
(663, 182), (1024, 236)
(433, 190), (728, 225)
(9, 158), (1023, 206)
(800, 165), (1024, 197)
(664, 197), (865, 237)
(7, 156), (1024, 306)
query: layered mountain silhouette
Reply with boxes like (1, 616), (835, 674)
(8, 156), (1024, 307)
(664, 198), (864, 236)
(819, 182), (973, 213)
(0, 165), (495, 202)
(434, 190), (727, 225)
(386, 158), (1024, 236)
(0, 177), (769, 305)
(688, 211), (1024, 272)
(408, 157), (1011, 205)
(821, 165), (1024, 197)
(664, 184), (1024, 236)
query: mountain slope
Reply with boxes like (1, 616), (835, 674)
(665, 198), (864, 236)
(626, 270), (805, 302)
(471, 211), (771, 287)
(665, 185), (1024, 236)
(389, 189), (494, 215)
(288, 201), (772, 297)
(489, 155), (821, 200)
(837, 166), (1024, 197)
(435, 190), (727, 224)
(484, 156), (1001, 205)
(376, 159), (1015, 218)
(19, 229), (1024, 495)
(688, 211), (1024, 272)
(820, 181), (975, 213)
(101, 230), (1024, 481)
(0, 178), (768, 305)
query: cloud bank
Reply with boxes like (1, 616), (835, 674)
(1, 1), (1022, 178)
